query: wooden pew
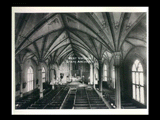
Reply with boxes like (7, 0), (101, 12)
(44, 86), (69, 109)
(103, 91), (138, 109)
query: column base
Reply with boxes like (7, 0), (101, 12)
(116, 106), (121, 109)
(52, 85), (55, 90)
(99, 89), (103, 95)
(20, 92), (23, 98)
(115, 101), (121, 109)
(40, 92), (43, 98)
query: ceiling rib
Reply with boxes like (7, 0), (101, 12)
(15, 28), (64, 55)
(43, 29), (65, 59)
(15, 14), (31, 43)
(119, 13), (146, 50)
(71, 42), (98, 60)
(61, 14), (76, 56)
(86, 13), (114, 50)
(58, 50), (74, 65)
(33, 42), (40, 60)
(44, 37), (69, 59)
(15, 13), (146, 65)
(72, 46), (91, 60)
(16, 13), (58, 53)
(69, 36), (97, 58)
(65, 13), (114, 52)
(67, 27), (113, 53)
(105, 13), (118, 51)
(54, 44), (71, 62)
(67, 29), (94, 53)
(41, 36), (47, 60)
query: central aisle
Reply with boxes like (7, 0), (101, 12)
(26, 81), (109, 109)
(67, 81), (88, 88)
(60, 81), (109, 109)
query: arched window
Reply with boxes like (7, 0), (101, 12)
(132, 59), (145, 104)
(42, 67), (45, 83)
(103, 64), (107, 81)
(27, 66), (33, 92)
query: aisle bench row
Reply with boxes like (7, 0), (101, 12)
(15, 88), (51, 109)
(73, 87), (108, 109)
(44, 87), (69, 109)
(103, 91), (138, 109)
(86, 88), (108, 109)
(27, 85), (68, 109)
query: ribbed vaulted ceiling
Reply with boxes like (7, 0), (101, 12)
(15, 12), (146, 65)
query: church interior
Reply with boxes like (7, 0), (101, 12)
(14, 12), (147, 110)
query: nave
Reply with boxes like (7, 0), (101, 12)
(15, 80), (145, 109)
(15, 82), (109, 109)
(14, 11), (148, 111)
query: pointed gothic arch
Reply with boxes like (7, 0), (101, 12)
(132, 59), (145, 104)
(27, 66), (34, 92)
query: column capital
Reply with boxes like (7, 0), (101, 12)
(38, 61), (43, 64)
(38, 68), (42, 71)
(113, 52), (122, 66)
(38, 61), (43, 70)
(113, 51), (121, 57)
(49, 63), (54, 66)
(19, 63), (23, 71)
(19, 62), (23, 66)
(50, 64), (55, 70)
(97, 59), (103, 65)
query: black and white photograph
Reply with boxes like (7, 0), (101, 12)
(12, 7), (149, 115)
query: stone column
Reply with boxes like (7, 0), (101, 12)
(38, 62), (43, 98)
(92, 63), (95, 88)
(56, 65), (60, 81)
(49, 64), (52, 83)
(47, 66), (50, 83)
(90, 64), (93, 85)
(114, 52), (121, 109)
(80, 64), (82, 78)
(20, 63), (24, 98)
(98, 60), (103, 93)
(50, 64), (55, 90)
(69, 62), (72, 81)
